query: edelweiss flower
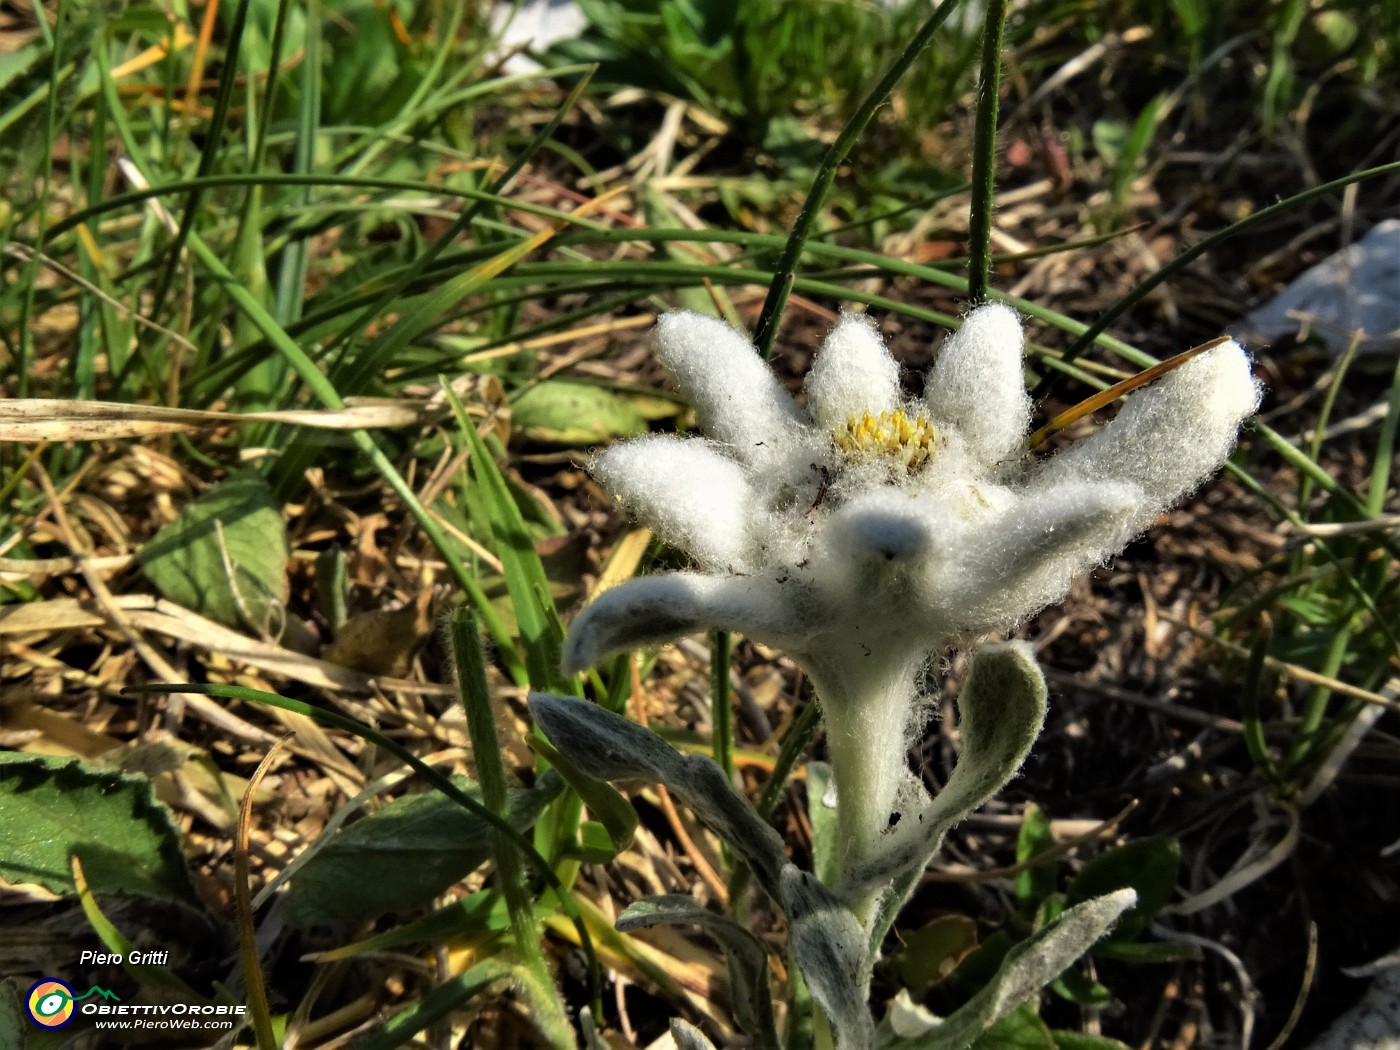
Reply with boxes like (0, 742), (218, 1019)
(564, 304), (1260, 874)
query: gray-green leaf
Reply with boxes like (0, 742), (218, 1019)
(140, 470), (289, 632)
(889, 890), (1137, 1050)
(284, 772), (561, 926)
(618, 896), (779, 1050)
(0, 753), (196, 906)
(528, 693), (789, 902)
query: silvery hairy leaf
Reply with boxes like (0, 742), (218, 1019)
(783, 866), (876, 1050)
(618, 896), (779, 1050)
(528, 693), (789, 902)
(670, 1019), (720, 1050)
(887, 889), (1137, 1050)
(845, 643), (1048, 901)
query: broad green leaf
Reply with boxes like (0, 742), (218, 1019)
(139, 470), (288, 632)
(283, 772), (562, 927)
(893, 915), (979, 989)
(1065, 839), (1179, 942)
(1015, 804), (1056, 913)
(0, 753), (196, 905)
(1091, 120), (1128, 170)
(510, 381), (647, 445)
(618, 896), (779, 1050)
(970, 1006), (1055, 1050)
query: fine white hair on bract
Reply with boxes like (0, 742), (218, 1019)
(564, 303), (1262, 874)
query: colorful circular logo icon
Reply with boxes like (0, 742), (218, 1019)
(26, 979), (76, 1028)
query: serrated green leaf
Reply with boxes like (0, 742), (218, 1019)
(139, 470), (288, 632)
(283, 772), (562, 927)
(511, 381), (646, 445)
(0, 753), (196, 905)
(1065, 839), (1179, 942)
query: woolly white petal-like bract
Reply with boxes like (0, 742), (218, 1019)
(563, 572), (807, 675)
(591, 436), (760, 571)
(654, 311), (807, 468)
(1040, 339), (1261, 531)
(804, 314), (901, 429)
(925, 303), (1032, 470)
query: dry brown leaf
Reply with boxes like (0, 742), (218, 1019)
(0, 398), (428, 442)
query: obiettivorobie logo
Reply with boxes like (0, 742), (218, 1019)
(25, 975), (246, 1032)
(26, 979), (120, 1029)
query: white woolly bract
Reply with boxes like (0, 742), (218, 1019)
(653, 311), (807, 471)
(926, 302), (1031, 469)
(804, 314), (901, 429)
(590, 436), (760, 571)
(1043, 339), (1261, 532)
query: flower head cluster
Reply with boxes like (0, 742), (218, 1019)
(564, 304), (1260, 873)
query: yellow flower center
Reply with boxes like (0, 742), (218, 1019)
(833, 409), (937, 472)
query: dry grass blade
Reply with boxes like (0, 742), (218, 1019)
(0, 398), (427, 441)
(1164, 802), (1300, 916)
(237, 732), (295, 1050)
(1027, 336), (1233, 450)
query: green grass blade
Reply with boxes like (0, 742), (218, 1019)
(446, 383), (570, 695)
(450, 609), (572, 1047)
(752, 0), (964, 357)
(1039, 159), (1400, 393)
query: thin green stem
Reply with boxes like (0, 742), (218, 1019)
(752, 0), (963, 357)
(711, 629), (735, 784)
(450, 610), (572, 1047)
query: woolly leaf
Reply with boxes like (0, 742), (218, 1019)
(889, 890), (1136, 1050)
(670, 1020), (720, 1050)
(618, 896), (779, 1050)
(783, 866), (873, 1050)
(0, 753), (196, 905)
(847, 642), (1048, 898)
(140, 470), (288, 632)
(528, 693), (789, 901)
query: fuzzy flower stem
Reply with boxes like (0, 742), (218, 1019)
(967, 0), (1009, 306)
